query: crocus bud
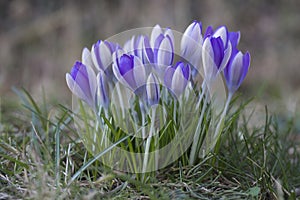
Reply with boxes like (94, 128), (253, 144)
(150, 24), (174, 48)
(150, 25), (174, 75)
(146, 73), (160, 106)
(66, 61), (97, 109)
(202, 36), (231, 81)
(224, 51), (250, 94)
(213, 26), (229, 48)
(97, 70), (110, 109)
(154, 34), (174, 67)
(164, 62), (190, 98)
(112, 52), (146, 92)
(91, 40), (114, 73)
(181, 21), (203, 66)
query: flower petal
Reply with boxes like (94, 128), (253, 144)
(151, 24), (163, 48)
(213, 26), (228, 47)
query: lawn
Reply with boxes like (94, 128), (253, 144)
(0, 88), (299, 199)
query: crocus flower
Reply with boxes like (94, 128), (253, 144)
(66, 61), (97, 109)
(91, 40), (116, 75)
(213, 26), (229, 48)
(164, 62), (190, 97)
(150, 25), (174, 75)
(97, 70), (110, 109)
(146, 73), (160, 106)
(150, 24), (174, 49)
(202, 35), (231, 81)
(181, 21), (203, 65)
(224, 51), (250, 95)
(112, 52), (146, 92)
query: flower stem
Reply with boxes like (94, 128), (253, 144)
(142, 107), (157, 177)
(211, 92), (233, 152)
(189, 82), (208, 165)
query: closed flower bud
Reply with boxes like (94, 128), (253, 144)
(66, 61), (97, 109)
(146, 73), (160, 106)
(224, 51), (250, 94)
(91, 40), (115, 73)
(181, 21), (203, 67)
(164, 62), (190, 98)
(112, 52), (146, 92)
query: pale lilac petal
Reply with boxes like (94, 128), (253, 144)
(157, 36), (174, 67)
(164, 28), (174, 47)
(81, 48), (94, 69)
(85, 64), (97, 106)
(91, 40), (112, 71)
(66, 73), (91, 105)
(202, 38), (218, 80)
(181, 21), (203, 59)
(143, 36), (154, 63)
(213, 26), (228, 47)
(164, 66), (175, 89)
(133, 56), (146, 88)
(151, 24), (163, 48)
(219, 42), (232, 71)
(171, 64), (188, 97)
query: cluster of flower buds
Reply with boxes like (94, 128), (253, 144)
(66, 21), (250, 111)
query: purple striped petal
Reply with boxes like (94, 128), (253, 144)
(211, 37), (224, 68)
(213, 26), (228, 48)
(204, 26), (214, 39)
(224, 51), (250, 94)
(181, 21), (203, 60)
(91, 40), (113, 71)
(66, 61), (97, 109)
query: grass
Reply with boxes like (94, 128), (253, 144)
(0, 89), (299, 199)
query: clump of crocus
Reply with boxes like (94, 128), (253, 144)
(65, 21), (251, 169)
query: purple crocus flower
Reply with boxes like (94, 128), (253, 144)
(112, 51), (146, 92)
(150, 24), (174, 49)
(146, 73), (160, 106)
(224, 51), (250, 94)
(66, 61), (97, 109)
(91, 40), (116, 74)
(213, 26), (230, 48)
(202, 35), (231, 81)
(150, 25), (174, 75)
(164, 62), (190, 97)
(181, 21), (203, 64)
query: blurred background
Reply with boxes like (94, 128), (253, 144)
(1, 0), (300, 116)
